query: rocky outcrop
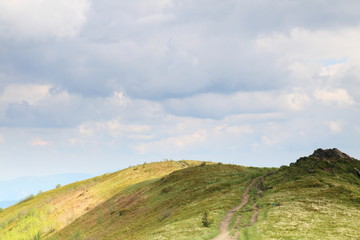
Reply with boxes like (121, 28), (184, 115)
(309, 148), (354, 162)
(291, 148), (360, 176)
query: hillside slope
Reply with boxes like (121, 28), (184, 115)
(0, 173), (93, 208)
(1, 149), (359, 240)
(50, 164), (268, 240)
(241, 148), (360, 240)
(0, 160), (202, 240)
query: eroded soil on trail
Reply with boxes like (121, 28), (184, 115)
(211, 177), (262, 240)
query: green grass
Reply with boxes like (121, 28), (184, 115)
(243, 155), (360, 240)
(253, 189), (360, 239)
(1, 153), (360, 240)
(0, 160), (191, 240)
(49, 164), (269, 240)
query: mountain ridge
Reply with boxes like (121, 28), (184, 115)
(0, 150), (359, 240)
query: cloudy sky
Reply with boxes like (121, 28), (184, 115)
(1, 0), (360, 180)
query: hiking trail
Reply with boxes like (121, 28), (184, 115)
(211, 177), (261, 240)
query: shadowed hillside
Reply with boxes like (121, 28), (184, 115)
(0, 161), (200, 240)
(50, 164), (269, 240)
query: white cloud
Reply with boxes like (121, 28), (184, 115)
(1, 0), (360, 180)
(256, 27), (360, 93)
(134, 130), (207, 154)
(77, 119), (151, 139)
(327, 121), (342, 133)
(0, 84), (51, 105)
(108, 91), (129, 107)
(0, 134), (4, 144)
(103, 120), (150, 138)
(256, 28), (360, 61)
(280, 92), (310, 111)
(319, 62), (346, 77)
(314, 89), (354, 105)
(224, 126), (254, 135)
(0, 0), (90, 38)
(131, 113), (257, 155)
(78, 125), (93, 137)
(355, 126), (360, 134)
(135, 13), (174, 25)
(69, 138), (86, 146)
(29, 138), (50, 146)
(258, 122), (292, 147)
(0, 84), (51, 119)
(262, 135), (276, 146)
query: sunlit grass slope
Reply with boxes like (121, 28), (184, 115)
(240, 149), (360, 240)
(2, 149), (359, 240)
(0, 160), (199, 240)
(49, 164), (269, 240)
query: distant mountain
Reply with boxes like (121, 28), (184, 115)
(0, 150), (359, 240)
(0, 173), (93, 206)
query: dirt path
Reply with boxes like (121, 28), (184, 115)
(178, 161), (188, 168)
(250, 204), (259, 225)
(231, 203), (259, 240)
(211, 177), (261, 240)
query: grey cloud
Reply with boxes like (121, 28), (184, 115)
(163, 91), (296, 119)
(170, 0), (360, 34)
(58, 1), (291, 99)
(1, 0), (360, 125)
(246, 0), (360, 32)
(6, 101), (32, 119)
(0, 89), (163, 128)
(1, 94), (107, 128)
(3, 0), (360, 102)
(0, 39), (122, 97)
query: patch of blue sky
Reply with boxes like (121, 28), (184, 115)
(320, 58), (347, 66)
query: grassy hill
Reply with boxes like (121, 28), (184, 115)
(1, 149), (359, 240)
(242, 148), (360, 240)
(0, 160), (199, 240)
(50, 164), (268, 240)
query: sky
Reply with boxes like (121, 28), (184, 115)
(1, 0), (360, 181)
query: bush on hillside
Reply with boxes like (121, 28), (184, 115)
(202, 210), (212, 227)
(19, 194), (35, 204)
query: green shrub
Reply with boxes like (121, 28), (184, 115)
(19, 194), (35, 204)
(201, 211), (212, 227)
